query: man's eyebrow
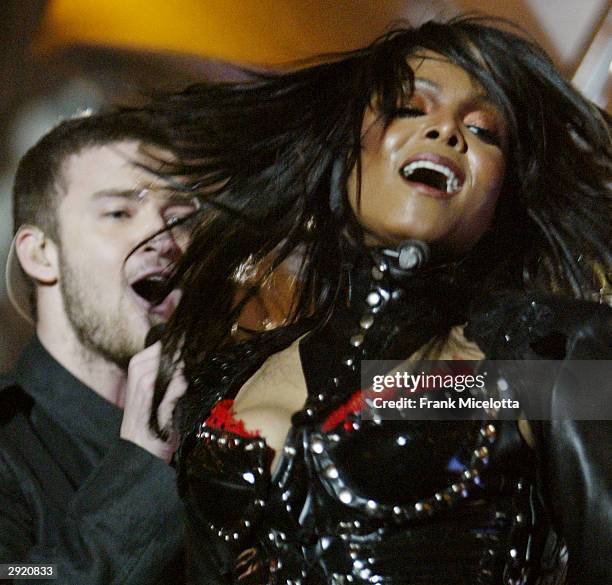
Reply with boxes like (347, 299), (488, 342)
(91, 189), (144, 201)
(90, 188), (198, 205)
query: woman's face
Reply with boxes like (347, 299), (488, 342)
(347, 52), (508, 256)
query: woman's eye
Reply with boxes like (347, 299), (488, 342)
(395, 106), (426, 118)
(467, 125), (501, 147)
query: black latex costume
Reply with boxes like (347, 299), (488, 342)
(175, 243), (612, 585)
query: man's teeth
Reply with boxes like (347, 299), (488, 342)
(401, 160), (461, 193)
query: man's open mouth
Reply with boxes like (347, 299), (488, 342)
(130, 273), (170, 306)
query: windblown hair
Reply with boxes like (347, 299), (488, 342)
(147, 16), (611, 424)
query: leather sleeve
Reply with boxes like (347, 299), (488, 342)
(539, 307), (612, 583)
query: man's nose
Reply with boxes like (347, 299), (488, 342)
(141, 228), (182, 261)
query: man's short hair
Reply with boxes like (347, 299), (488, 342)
(8, 110), (176, 322)
(12, 110), (175, 240)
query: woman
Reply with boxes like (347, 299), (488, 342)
(147, 16), (611, 584)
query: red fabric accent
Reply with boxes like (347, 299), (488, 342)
(205, 399), (261, 438)
(321, 390), (365, 432)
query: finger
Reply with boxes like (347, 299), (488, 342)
(128, 341), (162, 368)
(157, 368), (188, 429)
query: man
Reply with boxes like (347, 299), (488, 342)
(0, 111), (196, 583)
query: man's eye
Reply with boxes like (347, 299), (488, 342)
(467, 125), (501, 147)
(395, 106), (426, 118)
(166, 215), (182, 227)
(104, 210), (131, 219)
(164, 206), (198, 228)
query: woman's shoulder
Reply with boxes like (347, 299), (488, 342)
(464, 291), (612, 359)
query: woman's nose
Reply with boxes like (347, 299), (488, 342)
(423, 119), (467, 153)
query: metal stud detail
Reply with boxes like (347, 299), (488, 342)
(366, 291), (381, 307)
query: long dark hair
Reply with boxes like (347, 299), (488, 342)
(145, 16), (611, 430)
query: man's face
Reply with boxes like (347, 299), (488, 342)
(55, 140), (197, 368)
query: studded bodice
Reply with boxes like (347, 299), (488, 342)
(176, 250), (570, 585)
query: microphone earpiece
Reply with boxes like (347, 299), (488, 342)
(379, 239), (430, 278)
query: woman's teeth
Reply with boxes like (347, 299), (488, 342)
(400, 160), (461, 194)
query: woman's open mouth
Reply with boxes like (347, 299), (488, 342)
(400, 155), (465, 196)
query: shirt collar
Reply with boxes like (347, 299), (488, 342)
(12, 336), (122, 452)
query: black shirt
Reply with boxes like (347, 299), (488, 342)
(0, 337), (184, 584)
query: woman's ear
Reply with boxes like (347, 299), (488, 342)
(14, 225), (59, 285)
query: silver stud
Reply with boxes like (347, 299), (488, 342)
(325, 465), (339, 479)
(371, 266), (384, 280)
(393, 505), (402, 515)
(509, 548), (518, 558)
(396, 435), (407, 446)
(516, 513), (525, 524)
(366, 291), (381, 307)
(474, 446), (489, 459)
(284, 445), (297, 456)
(242, 472), (256, 484)
(344, 357), (354, 367)
(366, 499), (378, 510)
(360, 314), (375, 330)
(481, 423), (497, 438)
(310, 437), (325, 454)
(497, 377), (509, 392)
(255, 498), (265, 507)
(350, 334), (364, 347)
(339, 489), (353, 504)
(245, 443), (255, 451)
(415, 502), (424, 512)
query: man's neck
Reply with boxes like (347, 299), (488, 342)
(36, 319), (128, 408)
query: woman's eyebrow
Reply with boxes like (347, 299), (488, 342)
(413, 77), (440, 92)
(414, 76), (494, 107)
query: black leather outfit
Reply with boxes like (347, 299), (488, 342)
(176, 247), (612, 585)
